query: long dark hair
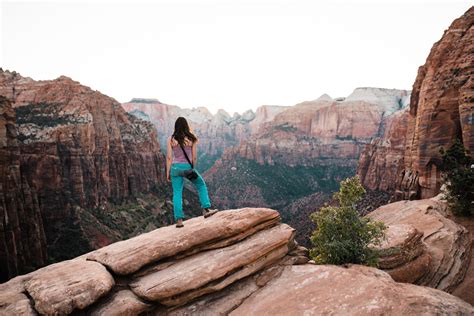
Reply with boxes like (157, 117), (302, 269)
(172, 117), (197, 146)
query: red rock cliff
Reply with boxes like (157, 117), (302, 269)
(214, 89), (409, 167)
(0, 70), (166, 279)
(405, 7), (473, 198)
(358, 7), (474, 198)
(357, 109), (410, 192)
(0, 96), (47, 282)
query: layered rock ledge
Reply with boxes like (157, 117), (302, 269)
(369, 196), (472, 292)
(1, 208), (472, 315)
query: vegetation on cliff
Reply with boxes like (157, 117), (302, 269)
(310, 176), (386, 266)
(440, 139), (474, 216)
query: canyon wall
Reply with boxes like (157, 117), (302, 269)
(358, 7), (474, 198)
(218, 88), (409, 167)
(124, 89), (409, 169)
(357, 108), (410, 193)
(0, 70), (173, 280)
(0, 96), (47, 282)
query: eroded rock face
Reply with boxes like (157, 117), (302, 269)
(357, 109), (410, 193)
(0, 95), (47, 282)
(357, 7), (474, 198)
(0, 69), (166, 280)
(368, 196), (472, 292)
(373, 223), (432, 284)
(0, 70), (164, 212)
(216, 89), (409, 167)
(405, 7), (474, 198)
(230, 264), (474, 315)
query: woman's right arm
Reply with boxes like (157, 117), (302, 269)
(166, 137), (172, 182)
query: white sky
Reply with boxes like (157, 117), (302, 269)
(1, 1), (472, 114)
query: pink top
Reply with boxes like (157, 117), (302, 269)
(172, 144), (192, 164)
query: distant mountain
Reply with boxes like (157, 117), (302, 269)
(122, 99), (289, 171)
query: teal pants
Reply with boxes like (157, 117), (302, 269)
(170, 163), (211, 220)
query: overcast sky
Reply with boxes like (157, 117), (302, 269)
(1, 1), (472, 114)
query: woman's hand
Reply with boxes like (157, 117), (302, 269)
(167, 173), (171, 182)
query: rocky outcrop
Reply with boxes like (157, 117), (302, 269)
(368, 196), (472, 292)
(0, 96), (47, 282)
(0, 208), (301, 315)
(374, 224), (431, 284)
(229, 264), (473, 315)
(0, 69), (170, 279)
(1, 208), (472, 315)
(357, 7), (474, 198)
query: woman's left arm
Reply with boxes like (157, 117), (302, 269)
(166, 137), (172, 181)
(192, 140), (198, 166)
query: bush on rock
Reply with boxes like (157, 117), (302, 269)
(309, 176), (386, 266)
(440, 139), (474, 216)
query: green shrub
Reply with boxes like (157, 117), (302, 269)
(309, 176), (386, 266)
(440, 139), (474, 216)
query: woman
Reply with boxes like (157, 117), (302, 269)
(166, 117), (217, 227)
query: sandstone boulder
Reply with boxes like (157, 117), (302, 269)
(368, 197), (472, 292)
(0, 283), (36, 315)
(376, 224), (425, 270)
(373, 224), (432, 284)
(0, 259), (114, 316)
(25, 260), (114, 315)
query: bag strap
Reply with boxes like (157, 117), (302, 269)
(179, 143), (194, 169)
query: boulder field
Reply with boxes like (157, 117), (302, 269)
(0, 207), (472, 315)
